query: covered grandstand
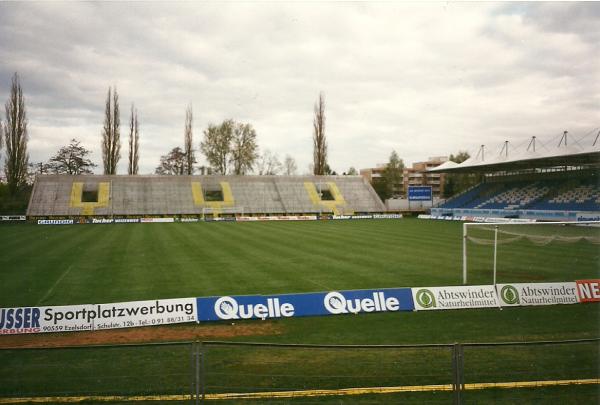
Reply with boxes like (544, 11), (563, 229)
(429, 129), (600, 221)
(27, 175), (386, 218)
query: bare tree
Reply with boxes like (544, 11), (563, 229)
(283, 155), (297, 175)
(47, 139), (97, 175)
(128, 104), (140, 175)
(184, 104), (195, 175)
(27, 161), (50, 185)
(29, 162), (51, 175)
(155, 147), (187, 175)
(256, 150), (282, 175)
(3, 73), (29, 194)
(0, 119), (3, 173)
(201, 120), (234, 174)
(312, 92), (327, 175)
(231, 122), (258, 175)
(101, 86), (121, 174)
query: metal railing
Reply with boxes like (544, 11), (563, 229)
(0, 338), (597, 404)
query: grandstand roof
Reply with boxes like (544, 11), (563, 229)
(429, 129), (600, 173)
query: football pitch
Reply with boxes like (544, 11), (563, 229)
(0, 218), (599, 343)
(0, 218), (598, 403)
(2, 218), (599, 306)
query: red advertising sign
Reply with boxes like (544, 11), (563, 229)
(575, 279), (600, 303)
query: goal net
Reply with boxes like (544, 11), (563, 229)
(462, 221), (600, 285)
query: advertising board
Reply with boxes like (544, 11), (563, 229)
(408, 186), (433, 202)
(575, 279), (600, 303)
(1, 215), (26, 221)
(0, 298), (196, 335)
(235, 216), (318, 222)
(37, 219), (74, 225)
(496, 283), (578, 306)
(430, 208), (583, 222)
(412, 285), (499, 311)
(576, 213), (600, 222)
(196, 288), (414, 322)
(140, 218), (175, 223)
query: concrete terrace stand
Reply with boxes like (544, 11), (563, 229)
(27, 175), (386, 218)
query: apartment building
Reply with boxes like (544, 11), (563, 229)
(361, 156), (447, 197)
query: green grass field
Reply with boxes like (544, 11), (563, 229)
(1, 219), (598, 307)
(0, 219), (598, 403)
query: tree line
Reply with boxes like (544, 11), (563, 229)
(0, 73), (476, 202)
(0, 74), (346, 197)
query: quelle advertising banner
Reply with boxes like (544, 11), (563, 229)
(197, 288), (415, 322)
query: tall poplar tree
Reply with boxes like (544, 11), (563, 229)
(184, 104), (195, 175)
(128, 104), (139, 175)
(3, 73), (29, 194)
(312, 92), (327, 175)
(101, 86), (121, 174)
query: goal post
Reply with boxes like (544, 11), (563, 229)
(201, 206), (245, 219)
(462, 221), (600, 285)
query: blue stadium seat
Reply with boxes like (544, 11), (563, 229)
(442, 178), (600, 212)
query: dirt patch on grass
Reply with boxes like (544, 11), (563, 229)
(0, 322), (282, 349)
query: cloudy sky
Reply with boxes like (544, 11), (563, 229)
(0, 2), (598, 174)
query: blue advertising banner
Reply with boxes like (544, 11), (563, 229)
(196, 288), (414, 321)
(408, 186), (433, 201)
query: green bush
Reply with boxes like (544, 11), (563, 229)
(0, 183), (31, 214)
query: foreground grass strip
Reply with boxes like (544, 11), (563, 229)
(1, 378), (598, 403)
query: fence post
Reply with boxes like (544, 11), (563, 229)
(459, 344), (465, 394)
(200, 342), (206, 402)
(190, 342), (195, 404)
(195, 341), (201, 405)
(452, 343), (464, 405)
(452, 344), (457, 404)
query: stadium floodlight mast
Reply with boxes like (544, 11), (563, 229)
(462, 220), (600, 285)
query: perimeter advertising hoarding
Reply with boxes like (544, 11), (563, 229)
(575, 279), (600, 303)
(330, 214), (403, 220)
(196, 288), (414, 322)
(408, 186), (433, 202)
(412, 285), (499, 311)
(0, 298), (197, 335)
(430, 207), (585, 222)
(140, 218), (175, 223)
(575, 213), (600, 222)
(236, 216), (318, 222)
(496, 283), (578, 307)
(37, 219), (74, 225)
(1, 216), (26, 221)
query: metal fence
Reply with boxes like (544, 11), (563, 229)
(0, 338), (598, 404)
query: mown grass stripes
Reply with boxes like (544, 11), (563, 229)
(0, 218), (597, 305)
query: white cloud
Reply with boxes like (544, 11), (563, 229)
(0, 2), (597, 175)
